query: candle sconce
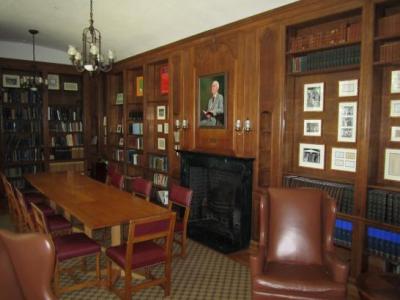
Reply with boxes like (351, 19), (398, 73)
(235, 118), (252, 132)
(182, 119), (189, 129)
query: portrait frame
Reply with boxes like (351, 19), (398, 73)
(157, 137), (166, 151)
(338, 79), (358, 97)
(303, 119), (322, 136)
(47, 74), (60, 90)
(390, 100), (400, 117)
(2, 74), (20, 88)
(156, 105), (166, 120)
(198, 72), (227, 128)
(331, 147), (357, 172)
(304, 82), (324, 112)
(391, 126), (400, 142)
(384, 148), (400, 181)
(299, 143), (325, 170)
(63, 82), (78, 91)
(337, 101), (357, 142)
(391, 70), (400, 94)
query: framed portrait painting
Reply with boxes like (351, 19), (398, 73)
(198, 73), (226, 128)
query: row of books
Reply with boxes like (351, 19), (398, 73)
(50, 134), (83, 147)
(49, 147), (84, 160)
(334, 219), (352, 248)
(128, 122), (143, 135)
(3, 120), (42, 132)
(2, 89), (41, 104)
(3, 135), (42, 149)
(128, 111), (143, 121)
(127, 136), (143, 150)
(367, 227), (400, 261)
(127, 150), (143, 166)
(4, 165), (43, 179)
(3, 107), (42, 120)
(291, 45), (361, 73)
(113, 149), (124, 162)
(49, 121), (83, 133)
(367, 189), (400, 226)
(153, 173), (168, 188)
(289, 22), (361, 52)
(48, 106), (82, 121)
(377, 13), (400, 38)
(379, 41), (400, 63)
(283, 175), (354, 214)
(149, 155), (168, 172)
(5, 148), (44, 162)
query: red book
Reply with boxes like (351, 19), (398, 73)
(160, 66), (169, 95)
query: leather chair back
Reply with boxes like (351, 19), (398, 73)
(169, 184), (192, 207)
(132, 177), (152, 200)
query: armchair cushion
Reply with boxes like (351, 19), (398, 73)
(54, 232), (100, 261)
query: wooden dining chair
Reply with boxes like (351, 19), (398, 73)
(106, 165), (124, 190)
(106, 212), (176, 299)
(3, 179), (24, 232)
(168, 184), (193, 257)
(131, 177), (152, 201)
(30, 202), (101, 296)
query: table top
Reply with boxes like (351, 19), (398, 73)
(25, 172), (170, 230)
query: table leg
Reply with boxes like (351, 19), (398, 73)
(84, 225), (92, 238)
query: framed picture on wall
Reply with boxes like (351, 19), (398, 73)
(391, 126), (400, 142)
(136, 76), (143, 96)
(2, 74), (20, 88)
(156, 105), (166, 120)
(384, 148), (400, 181)
(337, 102), (357, 142)
(299, 143), (325, 169)
(47, 74), (60, 90)
(157, 137), (166, 150)
(304, 82), (324, 111)
(303, 119), (322, 136)
(338, 79), (358, 97)
(391, 70), (400, 94)
(63, 82), (78, 91)
(198, 72), (226, 128)
(331, 147), (357, 172)
(390, 100), (400, 117)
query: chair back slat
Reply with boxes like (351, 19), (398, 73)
(30, 203), (50, 235)
(14, 188), (35, 232)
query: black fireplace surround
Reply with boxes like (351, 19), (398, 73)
(178, 150), (253, 253)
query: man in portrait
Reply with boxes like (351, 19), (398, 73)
(200, 80), (224, 126)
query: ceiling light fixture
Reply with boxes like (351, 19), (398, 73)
(67, 0), (114, 74)
(21, 29), (45, 91)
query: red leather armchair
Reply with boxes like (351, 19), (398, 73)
(250, 188), (349, 299)
(0, 229), (56, 300)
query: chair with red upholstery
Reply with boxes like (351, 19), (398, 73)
(106, 212), (176, 299)
(107, 170), (124, 190)
(168, 184), (193, 257)
(250, 188), (349, 299)
(0, 229), (56, 300)
(132, 177), (152, 201)
(31, 202), (101, 296)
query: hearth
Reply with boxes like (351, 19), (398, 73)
(178, 150), (253, 253)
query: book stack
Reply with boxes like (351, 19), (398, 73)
(379, 41), (400, 63)
(3, 106), (42, 120)
(127, 150), (142, 166)
(127, 135), (143, 150)
(367, 227), (400, 261)
(149, 155), (168, 172)
(291, 45), (361, 73)
(113, 149), (124, 162)
(128, 111), (143, 121)
(367, 189), (400, 226)
(153, 173), (168, 188)
(128, 122), (143, 135)
(48, 106), (82, 121)
(283, 175), (354, 214)
(52, 148), (72, 160)
(347, 22), (362, 42)
(3, 120), (42, 132)
(6, 148), (43, 161)
(71, 147), (84, 159)
(65, 133), (84, 146)
(2, 89), (41, 104)
(377, 13), (400, 37)
(49, 121), (83, 132)
(334, 219), (352, 248)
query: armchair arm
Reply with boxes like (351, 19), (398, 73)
(250, 245), (266, 277)
(324, 251), (349, 284)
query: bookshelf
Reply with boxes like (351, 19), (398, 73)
(0, 71), (45, 190)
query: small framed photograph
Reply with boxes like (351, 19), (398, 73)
(115, 93), (124, 105)
(63, 82), (78, 91)
(304, 82), (324, 112)
(2, 74), (20, 88)
(303, 119), (322, 136)
(390, 100), (400, 117)
(391, 126), (400, 142)
(384, 148), (400, 181)
(157, 124), (163, 133)
(299, 143), (325, 169)
(157, 137), (166, 150)
(136, 76), (143, 97)
(338, 79), (358, 97)
(164, 123), (169, 134)
(391, 70), (400, 94)
(331, 147), (357, 172)
(338, 102), (357, 142)
(47, 74), (60, 90)
(116, 124), (122, 133)
(157, 105), (166, 120)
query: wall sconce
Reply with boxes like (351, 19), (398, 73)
(243, 118), (251, 132)
(175, 119), (181, 130)
(235, 119), (242, 131)
(182, 119), (189, 129)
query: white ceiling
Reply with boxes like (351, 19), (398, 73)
(0, 0), (297, 62)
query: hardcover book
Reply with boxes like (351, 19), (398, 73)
(160, 66), (169, 95)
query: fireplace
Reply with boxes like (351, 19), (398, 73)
(179, 150), (253, 253)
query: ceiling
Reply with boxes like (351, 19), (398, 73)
(0, 0), (297, 62)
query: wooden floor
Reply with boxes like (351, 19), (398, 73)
(227, 241), (360, 300)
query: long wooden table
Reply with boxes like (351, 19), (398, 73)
(25, 171), (171, 246)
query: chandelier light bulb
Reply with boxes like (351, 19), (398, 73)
(89, 43), (98, 55)
(108, 49), (114, 60)
(68, 45), (77, 56)
(74, 52), (82, 61)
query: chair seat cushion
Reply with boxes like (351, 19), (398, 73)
(28, 203), (54, 217)
(47, 215), (71, 232)
(54, 233), (100, 262)
(174, 221), (184, 233)
(253, 262), (346, 298)
(106, 241), (165, 270)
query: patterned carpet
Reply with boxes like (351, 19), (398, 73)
(60, 239), (251, 300)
